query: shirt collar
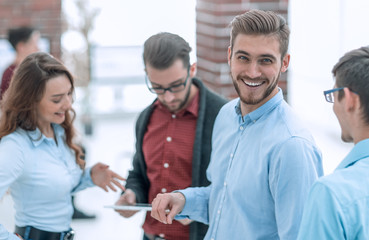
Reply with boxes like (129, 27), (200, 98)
(235, 88), (284, 122)
(153, 89), (200, 117)
(27, 124), (64, 147)
(336, 138), (369, 170)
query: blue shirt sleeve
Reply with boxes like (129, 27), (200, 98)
(176, 185), (211, 224)
(269, 137), (323, 239)
(0, 136), (25, 239)
(0, 136), (25, 197)
(71, 167), (95, 193)
(297, 182), (346, 240)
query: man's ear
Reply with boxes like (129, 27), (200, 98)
(189, 62), (197, 78)
(343, 87), (360, 113)
(16, 42), (26, 53)
(281, 54), (290, 73)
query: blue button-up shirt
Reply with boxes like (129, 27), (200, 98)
(0, 124), (94, 240)
(297, 138), (369, 239)
(178, 90), (323, 240)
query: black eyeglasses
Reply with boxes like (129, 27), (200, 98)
(145, 70), (190, 95)
(323, 87), (344, 103)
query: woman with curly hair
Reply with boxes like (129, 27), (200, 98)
(0, 52), (125, 240)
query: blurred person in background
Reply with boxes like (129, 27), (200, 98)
(114, 32), (227, 240)
(0, 52), (125, 240)
(298, 46), (369, 239)
(0, 26), (40, 100)
(150, 10), (323, 240)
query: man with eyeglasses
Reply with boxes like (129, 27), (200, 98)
(297, 47), (369, 239)
(114, 32), (227, 240)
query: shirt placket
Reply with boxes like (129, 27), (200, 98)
(161, 113), (177, 194)
(47, 138), (61, 157)
(210, 118), (248, 240)
(50, 136), (75, 185)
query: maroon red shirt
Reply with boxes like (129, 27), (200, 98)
(0, 63), (17, 100)
(142, 91), (199, 240)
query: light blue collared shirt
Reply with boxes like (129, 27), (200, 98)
(178, 90), (323, 240)
(0, 124), (94, 240)
(297, 138), (369, 240)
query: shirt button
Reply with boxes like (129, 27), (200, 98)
(172, 114), (176, 119)
(240, 126), (244, 130)
(161, 188), (167, 193)
(166, 136), (172, 142)
(159, 233), (165, 238)
(224, 182), (227, 186)
(163, 163), (169, 168)
(218, 210), (220, 214)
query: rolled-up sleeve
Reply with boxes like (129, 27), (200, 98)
(176, 186), (211, 224)
(72, 167), (95, 193)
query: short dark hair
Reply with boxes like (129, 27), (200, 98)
(229, 9), (290, 59)
(7, 26), (37, 50)
(143, 32), (191, 70)
(332, 46), (369, 124)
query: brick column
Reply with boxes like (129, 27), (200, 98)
(0, 0), (62, 59)
(196, 0), (289, 99)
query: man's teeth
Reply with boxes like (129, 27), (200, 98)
(243, 80), (262, 87)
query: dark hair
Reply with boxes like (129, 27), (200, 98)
(332, 46), (369, 124)
(229, 9), (290, 59)
(8, 26), (37, 50)
(143, 32), (191, 70)
(0, 52), (85, 168)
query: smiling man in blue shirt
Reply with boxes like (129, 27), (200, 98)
(297, 47), (369, 239)
(150, 9), (323, 240)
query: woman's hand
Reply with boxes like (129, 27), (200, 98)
(90, 162), (126, 192)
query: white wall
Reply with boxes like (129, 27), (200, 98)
(289, 0), (369, 174)
(62, 0), (197, 62)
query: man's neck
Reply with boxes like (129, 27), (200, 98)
(353, 125), (369, 144)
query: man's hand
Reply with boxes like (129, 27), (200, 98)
(114, 189), (138, 218)
(176, 218), (193, 225)
(151, 192), (186, 224)
(90, 163), (126, 192)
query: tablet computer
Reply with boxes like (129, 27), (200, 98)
(104, 203), (152, 211)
